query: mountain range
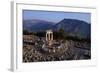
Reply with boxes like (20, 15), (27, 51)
(23, 19), (91, 38)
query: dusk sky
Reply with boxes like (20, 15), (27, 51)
(23, 10), (91, 23)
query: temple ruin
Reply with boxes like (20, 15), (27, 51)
(46, 30), (53, 46)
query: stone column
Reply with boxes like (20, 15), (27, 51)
(49, 33), (50, 41)
(51, 33), (53, 40)
(46, 33), (47, 41)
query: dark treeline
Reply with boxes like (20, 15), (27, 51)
(23, 29), (90, 43)
(23, 29), (45, 37)
(23, 30), (34, 35)
(53, 28), (90, 43)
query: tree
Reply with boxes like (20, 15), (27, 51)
(58, 28), (66, 40)
(23, 30), (30, 35)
